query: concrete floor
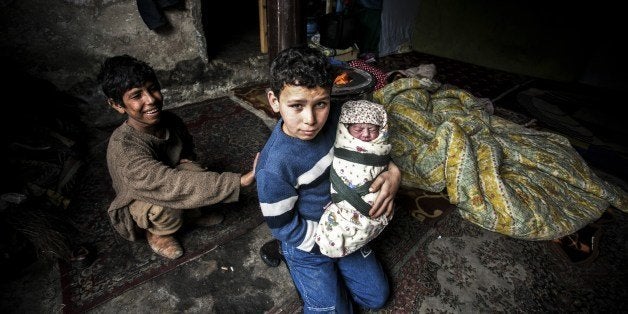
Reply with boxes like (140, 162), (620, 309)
(0, 62), (298, 312)
(1, 223), (297, 313)
(0, 28), (297, 313)
(86, 224), (296, 313)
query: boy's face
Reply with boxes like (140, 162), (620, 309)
(268, 84), (331, 141)
(348, 123), (380, 142)
(110, 81), (163, 132)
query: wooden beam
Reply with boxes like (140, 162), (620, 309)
(326, 0), (333, 14)
(258, 0), (268, 54)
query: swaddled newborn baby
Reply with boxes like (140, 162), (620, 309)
(315, 100), (392, 257)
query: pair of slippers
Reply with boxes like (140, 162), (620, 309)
(550, 208), (617, 266)
(396, 189), (455, 226)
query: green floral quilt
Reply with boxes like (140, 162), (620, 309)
(374, 78), (628, 240)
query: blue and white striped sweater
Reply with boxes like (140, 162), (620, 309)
(256, 117), (338, 252)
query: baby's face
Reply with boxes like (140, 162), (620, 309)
(348, 123), (380, 142)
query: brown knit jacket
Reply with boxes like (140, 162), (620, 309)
(106, 112), (241, 241)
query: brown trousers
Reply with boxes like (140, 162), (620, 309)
(128, 162), (207, 235)
(128, 200), (182, 236)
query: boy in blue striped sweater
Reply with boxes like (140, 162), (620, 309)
(255, 46), (401, 313)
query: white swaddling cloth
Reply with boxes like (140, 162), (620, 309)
(315, 100), (392, 257)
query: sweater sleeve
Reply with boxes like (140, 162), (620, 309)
(256, 168), (318, 252)
(112, 139), (241, 210)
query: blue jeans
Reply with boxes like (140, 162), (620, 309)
(281, 242), (389, 313)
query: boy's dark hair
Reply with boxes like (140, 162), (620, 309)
(97, 54), (160, 105)
(269, 46), (335, 98)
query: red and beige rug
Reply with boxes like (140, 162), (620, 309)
(58, 97), (270, 313)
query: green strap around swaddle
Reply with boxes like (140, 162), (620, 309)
(331, 168), (372, 216)
(330, 148), (390, 217)
(333, 147), (390, 167)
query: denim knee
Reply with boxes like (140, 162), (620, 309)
(358, 287), (389, 310)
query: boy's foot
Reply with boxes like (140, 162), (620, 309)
(189, 212), (225, 227)
(146, 231), (183, 259)
(260, 239), (283, 267)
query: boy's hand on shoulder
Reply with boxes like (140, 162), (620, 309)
(240, 152), (260, 187)
(368, 162), (401, 218)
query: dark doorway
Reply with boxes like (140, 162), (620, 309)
(201, 1), (261, 60)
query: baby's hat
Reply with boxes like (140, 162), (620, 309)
(339, 100), (387, 127)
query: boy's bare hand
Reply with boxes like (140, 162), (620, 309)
(240, 152), (260, 187)
(368, 161), (401, 218)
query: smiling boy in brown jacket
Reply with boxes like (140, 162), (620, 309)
(98, 54), (257, 259)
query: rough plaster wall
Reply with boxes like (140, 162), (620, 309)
(1, 0), (205, 86)
(0, 0), (268, 128)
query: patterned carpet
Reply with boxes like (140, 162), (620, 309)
(269, 193), (627, 313)
(232, 84), (279, 120)
(237, 51), (628, 313)
(57, 97), (270, 313)
(375, 51), (533, 100)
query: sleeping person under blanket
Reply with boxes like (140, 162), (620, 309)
(315, 100), (392, 257)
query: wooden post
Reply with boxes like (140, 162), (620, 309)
(326, 0), (334, 14)
(266, 0), (306, 63)
(258, 0), (268, 54)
